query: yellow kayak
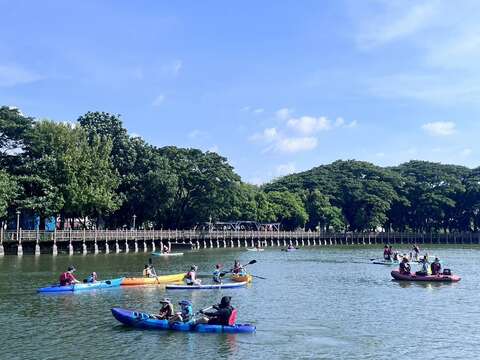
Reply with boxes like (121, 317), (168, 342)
(121, 273), (185, 286)
(231, 274), (253, 283)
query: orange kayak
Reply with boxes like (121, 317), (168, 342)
(121, 273), (185, 286)
(231, 274), (253, 283)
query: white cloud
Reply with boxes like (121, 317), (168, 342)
(249, 127), (278, 142)
(275, 163), (296, 176)
(276, 108), (293, 120)
(152, 94), (165, 106)
(287, 116), (330, 135)
(0, 64), (42, 87)
(358, 3), (436, 48)
(422, 121), (456, 136)
(275, 137), (318, 153)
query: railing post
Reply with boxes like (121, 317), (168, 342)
(17, 228), (23, 256)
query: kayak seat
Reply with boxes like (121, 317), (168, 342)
(228, 309), (237, 326)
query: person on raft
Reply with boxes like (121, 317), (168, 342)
(59, 266), (81, 286)
(86, 272), (97, 283)
(213, 264), (222, 284)
(416, 255), (430, 276)
(399, 258), (411, 275)
(185, 265), (201, 285)
(287, 244), (295, 250)
(143, 264), (155, 278)
(197, 296), (235, 326)
(169, 300), (194, 323)
(232, 260), (246, 275)
(156, 298), (175, 320)
(431, 258), (442, 275)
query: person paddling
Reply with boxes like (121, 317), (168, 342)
(232, 260), (246, 275)
(431, 257), (442, 275)
(411, 244), (420, 261)
(416, 255), (430, 276)
(383, 245), (390, 260)
(399, 257), (411, 275)
(156, 298), (174, 320)
(59, 266), (80, 286)
(143, 264), (155, 278)
(213, 264), (222, 284)
(197, 296), (235, 326)
(185, 265), (201, 285)
(162, 244), (170, 254)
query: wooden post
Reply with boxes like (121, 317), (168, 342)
(17, 228), (23, 256)
(0, 227), (4, 256)
(68, 241), (74, 256)
(82, 241), (87, 255)
(52, 228), (58, 256)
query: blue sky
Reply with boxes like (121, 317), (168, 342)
(2, 0), (480, 184)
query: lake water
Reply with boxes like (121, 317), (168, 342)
(0, 246), (478, 359)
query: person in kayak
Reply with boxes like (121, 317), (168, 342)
(169, 300), (194, 323)
(399, 258), (411, 275)
(416, 255), (430, 276)
(198, 296), (235, 326)
(213, 264), (222, 284)
(411, 244), (420, 261)
(185, 265), (201, 285)
(59, 266), (81, 286)
(162, 244), (170, 254)
(143, 264), (155, 278)
(86, 272), (97, 283)
(431, 258), (442, 275)
(156, 298), (175, 320)
(383, 245), (390, 260)
(232, 260), (246, 275)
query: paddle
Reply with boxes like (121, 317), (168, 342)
(148, 257), (159, 279)
(250, 274), (267, 280)
(220, 260), (257, 277)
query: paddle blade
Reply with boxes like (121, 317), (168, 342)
(248, 260), (257, 265)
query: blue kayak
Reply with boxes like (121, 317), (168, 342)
(111, 307), (256, 334)
(37, 278), (124, 293)
(165, 281), (248, 290)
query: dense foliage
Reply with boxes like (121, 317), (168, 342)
(1, 105), (479, 232)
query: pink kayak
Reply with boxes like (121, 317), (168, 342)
(391, 270), (461, 282)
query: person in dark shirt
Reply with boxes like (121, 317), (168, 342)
(59, 266), (80, 286)
(399, 258), (411, 275)
(199, 296), (235, 326)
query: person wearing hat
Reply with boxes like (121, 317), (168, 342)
(185, 265), (201, 285)
(197, 296), (235, 326)
(59, 266), (80, 286)
(156, 298), (174, 320)
(399, 257), (411, 275)
(430, 257), (442, 275)
(169, 300), (194, 323)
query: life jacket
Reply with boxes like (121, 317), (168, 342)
(228, 309), (238, 326)
(182, 305), (193, 321)
(59, 272), (70, 286)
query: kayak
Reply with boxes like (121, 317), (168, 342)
(38, 278), (124, 293)
(111, 307), (256, 333)
(151, 252), (184, 257)
(391, 270), (461, 282)
(246, 248), (264, 252)
(231, 274), (253, 283)
(121, 273), (185, 286)
(282, 248), (297, 252)
(166, 281), (248, 290)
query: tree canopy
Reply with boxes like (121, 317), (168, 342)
(1, 106), (480, 232)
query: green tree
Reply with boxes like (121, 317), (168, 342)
(266, 191), (308, 230)
(0, 171), (18, 218)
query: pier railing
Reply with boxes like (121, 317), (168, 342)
(0, 229), (479, 256)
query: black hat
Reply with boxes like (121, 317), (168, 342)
(67, 266), (76, 272)
(219, 296), (231, 308)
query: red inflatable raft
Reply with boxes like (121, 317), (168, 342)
(391, 270), (461, 282)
